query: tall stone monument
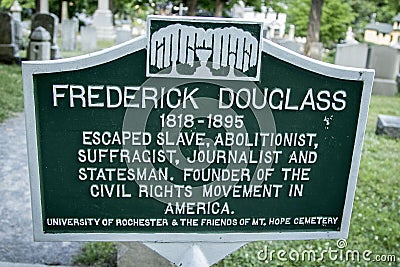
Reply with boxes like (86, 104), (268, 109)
(93, 0), (115, 40)
(80, 26), (97, 52)
(39, 0), (48, 13)
(335, 43), (368, 68)
(31, 12), (61, 59)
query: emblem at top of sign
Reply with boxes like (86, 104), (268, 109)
(146, 16), (263, 81)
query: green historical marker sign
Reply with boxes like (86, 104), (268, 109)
(23, 16), (374, 242)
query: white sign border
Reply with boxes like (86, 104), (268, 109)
(23, 31), (374, 242)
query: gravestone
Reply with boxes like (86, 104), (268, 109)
(0, 12), (19, 63)
(276, 39), (303, 54)
(335, 43), (368, 68)
(80, 26), (97, 52)
(31, 12), (61, 59)
(61, 18), (78, 51)
(61, 1), (68, 22)
(28, 26), (51, 60)
(376, 114), (400, 138)
(23, 16), (374, 266)
(288, 24), (295, 41)
(116, 27), (132, 44)
(367, 45), (400, 96)
(10, 0), (22, 22)
(368, 46), (399, 80)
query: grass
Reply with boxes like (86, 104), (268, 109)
(0, 64), (24, 122)
(72, 242), (117, 267)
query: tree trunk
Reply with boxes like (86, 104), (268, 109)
(186, 0), (198, 16)
(215, 0), (225, 17)
(304, 0), (324, 56)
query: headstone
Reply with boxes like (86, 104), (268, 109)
(371, 78), (398, 96)
(335, 43), (368, 68)
(0, 12), (19, 63)
(92, 0), (115, 40)
(31, 12), (61, 59)
(80, 26), (97, 52)
(61, 18), (78, 51)
(61, 1), (68, 22)
(10, 0), (22, 22)
(367, 45), (400, 96)
(116, 27), (131, 44)
(10, 0), (23, 49)
(28, 26), (51, 60)
(288, 24), (295, 41)
(178, 3), (188, 16)
(376, 114), (400, 138)
(22, 16), (374, 266)
(309, 42), (323, 60)
(13, 21), (23, 50)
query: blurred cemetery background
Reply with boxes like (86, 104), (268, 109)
(0, 0), (399, 266)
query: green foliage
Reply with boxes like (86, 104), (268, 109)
(0, 64), (24, 123)
(214, 95), (400, 266)
(287, 0), (355, 47)
(286, 0), (398, 45)
(286, 0), (310, 37)
(321, 0), (355, 47)
(1, 0), (15, 8)
(73, 242), (117, 267)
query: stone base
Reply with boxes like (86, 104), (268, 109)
(93, 9), (115, 41)
(376, 114), (400, 138)
(372, 78), (397, 96)
(51, 45), (61, 59)
(118, 242), (172, 267)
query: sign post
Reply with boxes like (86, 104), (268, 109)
(23, 16), (374, 266)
